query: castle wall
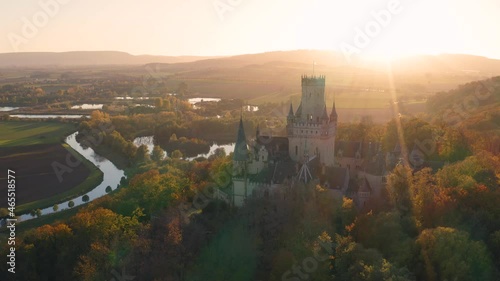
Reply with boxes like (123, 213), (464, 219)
(337, 157), (363, 175)
(358, 171), (385, 198)
(289, 137), (335, 166)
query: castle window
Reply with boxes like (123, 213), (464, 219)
(295, 145), (298, 156)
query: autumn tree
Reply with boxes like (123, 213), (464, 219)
(386, 164), (413, 215)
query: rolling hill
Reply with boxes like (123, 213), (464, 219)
(0, 51), (218, 67)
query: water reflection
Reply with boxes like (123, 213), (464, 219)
(133, 136), (235, 160)
(10, 114), (88, 119)
(71, 104), (103, 109)
(0, 107), (20, 111)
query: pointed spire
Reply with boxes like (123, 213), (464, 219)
(330, 99), (337, 122)
(288, 103), (294, 117)
(233, 117), (248, 161)
(295, 102), (302, 118)
(321, 105), (329, 120)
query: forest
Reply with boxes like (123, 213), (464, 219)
(0, 76), (499, 281)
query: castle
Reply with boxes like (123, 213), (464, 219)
(230, 75), (387, 208)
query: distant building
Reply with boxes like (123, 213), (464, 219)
(229, 75), (388, 208)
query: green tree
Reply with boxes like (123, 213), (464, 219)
(170, 133), (178, 141)
(439, 128), (472, 162)
(177, 82), (188, 97)
(135, 144), (150, 163)
(53, 204), (59, 212)
(417, 227), (493, 281)
(152, 145), (165, 162)
(171, 149), (183, 159)
(331, 235), (414, 281)
(155, 97), (164, 108)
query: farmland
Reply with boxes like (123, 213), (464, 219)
(0, 121), (102, 213)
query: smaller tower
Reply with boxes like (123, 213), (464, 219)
(232, 116), (249, 207)
(233, 117), (248, 176)
(330, 100), (338, 124)
(287, 103), (294, 136)
(321, 105), (329, 124)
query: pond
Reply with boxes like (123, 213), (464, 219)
(188, 98), (221, 104)
(114, 96), (150, 100)
(185, 142), (235, 161)
(133, 136), (165, 156)
(0, 107), (20, 111)
(16, 132), (125, 222)
(71, 104), (103, 110)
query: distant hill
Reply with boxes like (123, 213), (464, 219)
(147, 50), (500, 75)
(0, 51), (218, 67)
(427, 76), (500, 133)
(140, 50), (500, 101)
(2, 50), (500, 104)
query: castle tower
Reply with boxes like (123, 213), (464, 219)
(287, 75), (336, 167)
(232, 116), (249, 206)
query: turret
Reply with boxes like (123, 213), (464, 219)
(233, 117), (249, 176)
(295, 102), (302, 119)
(330, 100), (338, 123)
(287, 103), (294, 122)
(321, 105), (329, 123)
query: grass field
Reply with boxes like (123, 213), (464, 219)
(0, 121), (77, 146)
(0, 121), (102, 215)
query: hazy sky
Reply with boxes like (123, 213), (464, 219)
(1, 0), (500, 59)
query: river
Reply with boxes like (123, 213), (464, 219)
(7, 133), (234, 223)
(16, 132), (125, 222)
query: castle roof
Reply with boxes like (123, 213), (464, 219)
(330, 101), (338, 121)
(295, 102), (302, 117)
(336, 141), (362, 158)
(256, 136), (289, 161)
(335, 141), (382, 159)
(248, 160), (297, 184)
(319, 166), (349, 190)
(233, 117), (249, 161)
(359, 178), (372, 193)
(364, 151), (386, 176)
(288, 103), (294, 117)
(322, 105), (329, 120)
